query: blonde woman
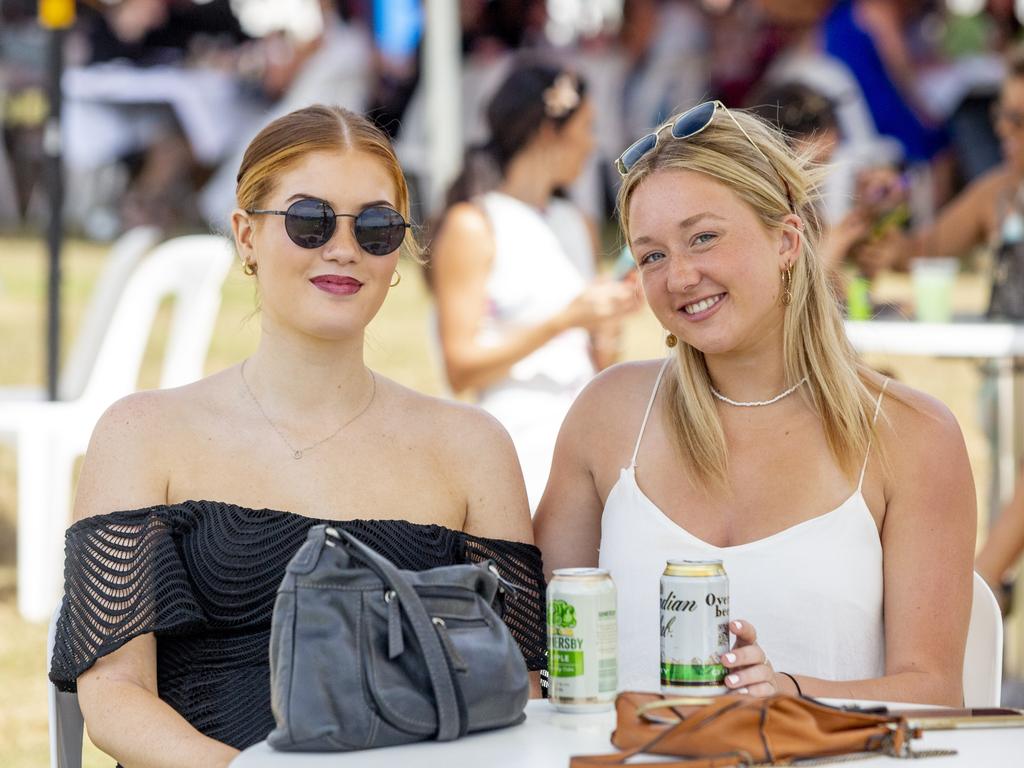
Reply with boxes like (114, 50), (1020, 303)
(534, 101), (975, 705)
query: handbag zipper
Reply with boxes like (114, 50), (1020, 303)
(431, 617), (470, 672)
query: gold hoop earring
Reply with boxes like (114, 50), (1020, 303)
(665, 333), (678, 348)
(780, 265), (793, 306)
(242, 260), (257, 276)
(390, 270), (402, 287)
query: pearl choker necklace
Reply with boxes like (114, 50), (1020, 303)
(710, 377), (808, 407)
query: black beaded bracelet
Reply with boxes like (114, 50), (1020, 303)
(780, 671), (803, 696)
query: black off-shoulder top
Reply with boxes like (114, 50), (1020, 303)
(48, 500), (547, 752)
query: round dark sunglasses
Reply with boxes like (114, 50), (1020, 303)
(615, 100), (794, 212)
(247, 199), (410, 255)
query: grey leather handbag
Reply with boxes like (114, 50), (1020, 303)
(267, 524), (530, 751)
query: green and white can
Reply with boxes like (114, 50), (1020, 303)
(660, 559), (729, 695)
(547, 567), (617, 712)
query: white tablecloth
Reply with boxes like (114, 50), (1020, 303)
(846, 318), (1024, 508)
(62, 63), (255, 168)
(231, 698), (1024, 767)
(845, 319), (1024, 358)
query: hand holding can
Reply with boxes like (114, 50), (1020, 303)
(660, 560), (729, 696)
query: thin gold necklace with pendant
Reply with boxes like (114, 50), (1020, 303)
(240, 360), (376, 459)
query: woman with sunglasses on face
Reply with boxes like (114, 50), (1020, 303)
(48, 105), (546, 768)
(534, 101), (976, 705)
(430, 60), (639, 513)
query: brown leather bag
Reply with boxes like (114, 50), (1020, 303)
(569, 692), (924, 767)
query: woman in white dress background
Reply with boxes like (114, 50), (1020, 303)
(430, 60), (638, 511)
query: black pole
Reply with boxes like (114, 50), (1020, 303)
(44, 27), (64, 401)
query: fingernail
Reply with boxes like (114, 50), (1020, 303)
(727, 674), (739, 686)
(724, 653), (736, 664)
(738, 687), (749, 695)
(734, 621), (743, 630)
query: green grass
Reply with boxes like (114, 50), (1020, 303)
(0, 235), (1017, 765)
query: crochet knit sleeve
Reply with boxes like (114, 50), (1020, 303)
(460, 533), (547, 671)
(49, 508), (206, 692)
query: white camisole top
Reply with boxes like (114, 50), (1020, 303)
(599, 360), (888, 691)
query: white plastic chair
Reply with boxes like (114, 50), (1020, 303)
(0, 234), (234, 622)
(963, 572), (1003, 707)
(59, 227), (165, 400)
(47, 599), (84, 768)
(0, 225), (161, 403)
(0, 226), (162, 402)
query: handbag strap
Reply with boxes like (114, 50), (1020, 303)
(570, 748), (748, 767)
(327, 527), (463, 741)
(572, 698), (754, 768)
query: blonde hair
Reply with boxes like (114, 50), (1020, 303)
(236, 104), (421, 263)
(617, 106), (883, 489)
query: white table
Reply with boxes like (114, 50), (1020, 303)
(62, 63), (256, 168)
(232, 698), (1024, 767)
(846, 319), (1024, 507)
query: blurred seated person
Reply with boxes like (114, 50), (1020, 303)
(977, 482), (1024, 612)
(68, 0), (254, 233)
(198, 0), (372, 231)
(748, 82), (906, 296)
(69, 0), (368, 235)
(855, 43), (1024, 276)
(822, 0), (954, 203)
(850, 43), (1024, 610)
(618, 0), (709, 145)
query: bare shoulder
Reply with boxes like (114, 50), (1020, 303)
(568, 359), (666, 429)
(874, 375), (961, 437)
(869, 374), (968, 476)
(378, 377), (530, 540)
(88, 388), (180, 455)
(962, 165), (1015, 207)
(93, 368), (236, 441)
(380, 377), (514, 457)
(547, 359), (667, 474)
(438, 201), (492, 239)
(76, 371), (235, 521)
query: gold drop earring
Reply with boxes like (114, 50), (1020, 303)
(665, 333), (677, 348)
(780, 265), (793, 306)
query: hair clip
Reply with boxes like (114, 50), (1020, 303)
(542, 73), (580, 119)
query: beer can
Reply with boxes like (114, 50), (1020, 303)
(660, 559), (729, 695)
(547, 567), (617, 712)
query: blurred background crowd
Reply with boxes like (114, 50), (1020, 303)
(0, 0), (1014, 243)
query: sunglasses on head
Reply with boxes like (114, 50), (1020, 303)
(247, 199), (410, 255)
(615, 100), (795, 213)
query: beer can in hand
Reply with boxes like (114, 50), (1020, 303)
(660, 559), (729, 695)
(547, 567), (617, 712)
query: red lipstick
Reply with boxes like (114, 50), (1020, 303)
(311, 275), (362, 296)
